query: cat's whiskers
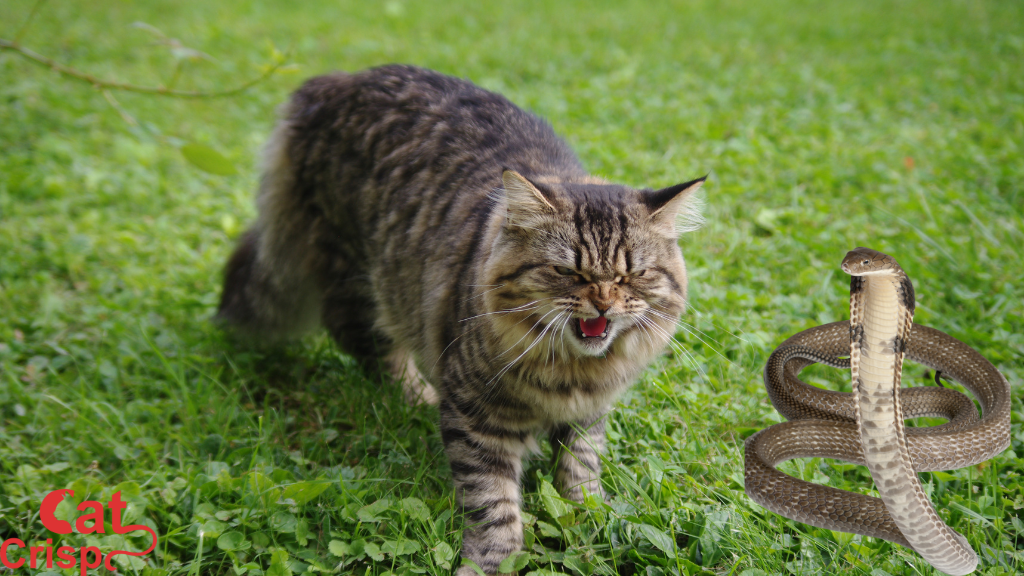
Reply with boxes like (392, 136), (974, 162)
(647, 303), (738, 367)
(646, 306), (725, 346)
(637, 311), (711, 384)
(461, 283), (507, 303)
(458, 297), (556, 322)
(629, 313), (657, 350)
(633, 313), (668, 349)
(428, 333), (466, 380)
(681, 301), (761, 366)
(550, 312), (575, 367)
(670, 301), (753, 346)
(676, 320), (739, 366)
(432, 298), (554, 378)
(556, 311), (571, 361)
(487, 308), (570, 387)
(459, 303), (539, 323)
(545, 315), (558, 369)
(493, 307), (563, 361)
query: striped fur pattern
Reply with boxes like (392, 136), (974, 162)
(217, 65), (704, 574)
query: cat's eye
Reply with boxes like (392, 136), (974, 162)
(617, 270), (647, 284)
(554, 266), (577, 276)
(625, 269), (647, 281)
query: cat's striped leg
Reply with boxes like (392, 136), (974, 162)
(550, 412), (607, 502)
(441, 399), (527, 576)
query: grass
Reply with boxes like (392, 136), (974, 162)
(1, 0), (1022, 575)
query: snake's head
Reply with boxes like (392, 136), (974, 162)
(841, 247), (899, 276)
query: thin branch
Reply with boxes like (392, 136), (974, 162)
(102, 90), (138, 126)
(13, 0), (48, 44)
(0, 37), (283, 98)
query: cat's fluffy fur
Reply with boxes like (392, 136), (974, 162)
(218, 65), (704, 575)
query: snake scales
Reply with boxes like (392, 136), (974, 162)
(744, 247), (1011, 575)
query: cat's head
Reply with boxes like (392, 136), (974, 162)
(483, 170), (704, 360)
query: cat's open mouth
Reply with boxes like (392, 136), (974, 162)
(577, 316), (609, 340)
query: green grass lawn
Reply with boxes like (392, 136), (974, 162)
(1, 0), (1022, 574)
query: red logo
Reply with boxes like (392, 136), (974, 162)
(0, 489), (158, 574)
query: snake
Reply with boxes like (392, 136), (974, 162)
(744, 247), (1011, 575)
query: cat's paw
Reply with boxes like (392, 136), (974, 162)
(386, 348), (440, 406)
(403, 378), (439, 406)
(456, 562), (511, 576)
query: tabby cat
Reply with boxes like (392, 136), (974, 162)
(218, 65), (704, 575)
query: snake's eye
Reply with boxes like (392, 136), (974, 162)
(863, 259), (870, 265)
(554, 266), (576, 276)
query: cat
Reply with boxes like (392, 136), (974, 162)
(217, 64), (704, 575)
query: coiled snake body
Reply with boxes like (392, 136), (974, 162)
(744, 248), (1011, 575)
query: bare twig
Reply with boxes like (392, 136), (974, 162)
(13, 0), (48, 44)
(102, 90), (138, 126)
(0, 37), (284, 98)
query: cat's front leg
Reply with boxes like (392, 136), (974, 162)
(550, 412), (607, 502)
(441, 398), (527, 576)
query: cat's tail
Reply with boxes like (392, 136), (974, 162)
(216, 118), (322, 341)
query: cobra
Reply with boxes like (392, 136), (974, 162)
(744, 247), (1011, 575)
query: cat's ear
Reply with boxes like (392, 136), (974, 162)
(502, 169), (558, 228)
(644, 175), (706, 237)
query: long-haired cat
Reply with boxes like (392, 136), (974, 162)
(218, 64), (704, 575)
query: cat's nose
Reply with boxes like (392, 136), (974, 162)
(591, 296), (614, 313)
(590, 283), (615, 312)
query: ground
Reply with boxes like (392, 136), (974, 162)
(0, 1), (1022, 575)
